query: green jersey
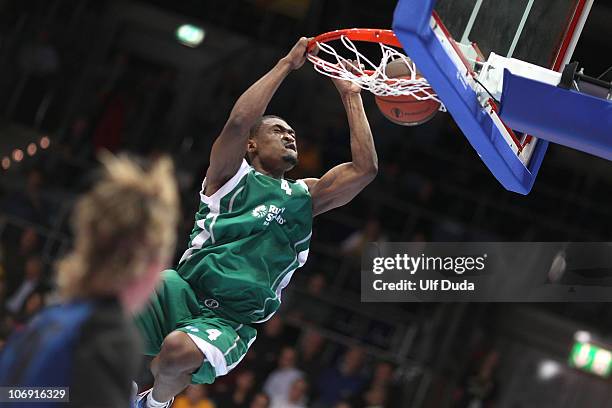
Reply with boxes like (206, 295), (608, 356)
(177, 159), (312, 324)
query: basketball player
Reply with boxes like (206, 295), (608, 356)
(135, 37), (378, 408)
(0, 154), (179, 408)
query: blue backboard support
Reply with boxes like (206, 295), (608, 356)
(500, 70), (612, 162)
(392, 0), (591, 194)
(392, 0), (546, 194)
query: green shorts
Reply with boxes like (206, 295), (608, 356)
(134, 270), (257, 384)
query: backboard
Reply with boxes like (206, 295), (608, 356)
(392, 0), (593, 194)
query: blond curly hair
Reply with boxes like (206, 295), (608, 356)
(57, 153), (179, 300)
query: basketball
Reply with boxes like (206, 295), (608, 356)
(375, 59), (440, 126)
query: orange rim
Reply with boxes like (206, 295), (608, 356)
(307, 28), (403, 52)
(307, 29), (404, 77)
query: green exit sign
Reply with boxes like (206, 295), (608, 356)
(569, 342), (612, 378)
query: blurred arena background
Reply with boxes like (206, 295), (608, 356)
(0, 1), (611, 407)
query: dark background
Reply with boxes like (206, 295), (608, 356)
(0, 0), (611, 407)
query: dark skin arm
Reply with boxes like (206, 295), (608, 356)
(303, 62), (378, 216)
(205, 37), (310, 196)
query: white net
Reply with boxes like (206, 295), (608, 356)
(307, 35), (445, 110)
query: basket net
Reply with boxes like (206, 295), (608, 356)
(307, 34), (445, 110)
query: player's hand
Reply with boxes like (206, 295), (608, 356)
(282, 37), (311, 70)
(331, 60), (362, 95)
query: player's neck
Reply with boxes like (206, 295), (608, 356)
(252, 162), (285, 179)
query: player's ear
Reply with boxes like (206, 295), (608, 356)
(247, 137), (257, 154)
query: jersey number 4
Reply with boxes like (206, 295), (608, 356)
(281, 179), (292, 195)
(206, 329), (222, 341)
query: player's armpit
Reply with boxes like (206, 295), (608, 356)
(303, 162), (377, 217)
(205, 120), (251, 194)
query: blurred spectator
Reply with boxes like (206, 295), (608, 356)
(350, 362), (397, 408)
(339, 217), (387, 293)
(264, 347), (304, 405)
(284, 273), (330, 325)
(296, 329), (326, 385)
(417, 179), (434, 204)
(249, 393), (271, 408)
(372, 362), (394, 387)
(0, 328), (10, 353)
(0, 322), (10, 351)
(0, 154), (179, 408)
(271, 378), (309, 408)
(251, 315), (288, 383)
(3, 227), (40, 296)
(213, 369), (256, 408)
(53, 116), (95, 188)
(174, 385), (216, 408)
(453, 350), (500, 408)
(315, 346), (367, 407)
(91, 73), (140, 153)
(334, 402), (353, 408)
(0, 245), (7, 303)
(92, 89), (128, 153)
(5, 256), (44, 314)
(341, 218), (388, 260)
(1, 169), (49, 226)
(15, 289), (46, 325)
(410, 231), (428, 252)
(359, 385), (387, 408)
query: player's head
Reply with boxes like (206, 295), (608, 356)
(57, 153), (179, 313)
(247, 115), (298, 173)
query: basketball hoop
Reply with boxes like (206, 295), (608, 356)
(307, 29), (444, 108)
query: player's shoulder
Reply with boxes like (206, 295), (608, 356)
(286, 178), (311, 193)
(296, 178), (318, 191)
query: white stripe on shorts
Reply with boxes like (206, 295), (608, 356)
(186, 334), (228, 376)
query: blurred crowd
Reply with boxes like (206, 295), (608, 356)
(166, 316), (402, 408)
(0, 35), (407, 403)
(0, 178), (404, 407)
(1, 1), (611, 407)
(0, 219), (403, 407)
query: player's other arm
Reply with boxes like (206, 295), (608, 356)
(205, 38), (310, 195)
(304, 64), (378, 217)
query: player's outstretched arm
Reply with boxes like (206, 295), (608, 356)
(205, 38), (310, 195)
(304, 63), (378, 216)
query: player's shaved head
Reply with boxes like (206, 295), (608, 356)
(246, 115), (298, 174)
(248, 114), (286, 139)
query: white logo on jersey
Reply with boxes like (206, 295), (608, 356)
(252, 204), (287, 225)
(263, 204), (286, 226)
(252, 205), (268, 218)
